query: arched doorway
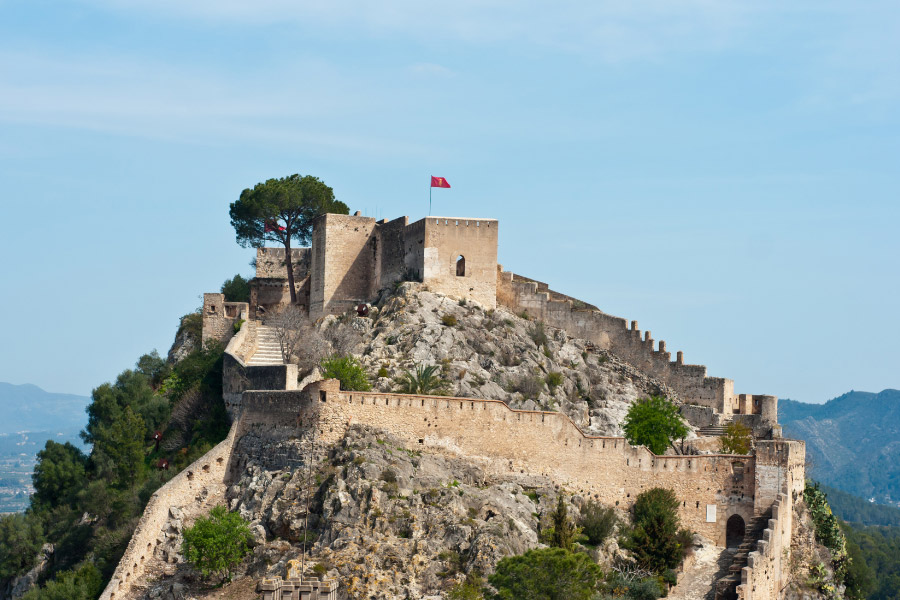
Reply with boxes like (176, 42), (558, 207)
(726, 514), (745, 547)
(456, 255), (466, 276)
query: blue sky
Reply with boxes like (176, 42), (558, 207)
(0, 1), (897, 403)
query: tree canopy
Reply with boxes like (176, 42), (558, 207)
(622, 487), (692, 573)
(622, 396), (688, 455)
(719, 420), (752, 454)
(229, 174), (349, 303)
(488, 548), (603, 600)
(220, 274), (251, 303)
(182, 505), (253, 582)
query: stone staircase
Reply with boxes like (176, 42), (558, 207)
(246, 325), (285, 366)
(699, 425), (728, 437)
(714, 510), (772, 600)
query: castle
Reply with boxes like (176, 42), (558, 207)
(104, 213), (805, 600)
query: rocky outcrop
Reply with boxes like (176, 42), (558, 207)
(227, 425), (625, 600)
(310, 284), (685, 438)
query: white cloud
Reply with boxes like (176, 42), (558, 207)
(83, 0), (756, 62)
(0, 50), (429, 155)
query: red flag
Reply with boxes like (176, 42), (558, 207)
(430, 176), (451, 188)
(265, 219), (286, 233)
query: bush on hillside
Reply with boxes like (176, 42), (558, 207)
(321, 355), (371, 391)
(622, 488), (693, 573)
(719, 421), (752, 454)
(182, 505), (253, 582)
(488, 547), (603, 600)
(579, 500), (617, 546)
(394, 364), (449, 395)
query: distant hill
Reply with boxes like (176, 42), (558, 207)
(815, 482), (900, 527)
(0, 383), (90, 512)
(0, 382), (90, 434)
(780, 389), (900, 505)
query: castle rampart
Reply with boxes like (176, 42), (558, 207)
(496, 269), (779, 433)
(237, 380), (803, 546)
(734, 492), (793, 600)
(98, 422), (241, 600)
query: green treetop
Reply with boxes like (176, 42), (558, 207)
(622, 395), (689, 455)
(229, 174), (349, 304)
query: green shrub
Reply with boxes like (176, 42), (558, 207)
(182, 505), (253, 582)
(545, 372), (563, 391)
(528, 321), (548, 347)
(442, 314), (458, 327)
(233, 318), (245, 334)
(622, 488), (693, 573)
(394, 364), (449, 395)
(377, 367), (389, 378)
(719, 421), (752, 454)
(20, 563), (103, 600)
(804, 482), (851, 586)
(220, 274), (251, 303)
(0, 513), (44, 579)
(312, 563), (327, 577)
(625, 577), (664, 600)
(489, 548), (603, 600)
(321, 355), (371, 391)
(580, 500), (617, 546)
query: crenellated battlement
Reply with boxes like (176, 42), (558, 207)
(234, 379), (802, 546)
(496, 268), (779, 433)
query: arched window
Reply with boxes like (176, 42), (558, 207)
(456, 255), (466, 276)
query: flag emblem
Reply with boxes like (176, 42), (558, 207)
(430, 176), (451, 188)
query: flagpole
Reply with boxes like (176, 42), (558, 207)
(429, 179), (432, 216)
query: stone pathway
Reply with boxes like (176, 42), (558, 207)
(669, 542), (728, 600)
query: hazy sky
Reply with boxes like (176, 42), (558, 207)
(1, 1), (897, 402)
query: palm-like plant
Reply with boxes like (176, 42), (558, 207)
(394, 364), (448, 395)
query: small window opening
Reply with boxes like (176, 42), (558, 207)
(456, 255), (466, 276)
(319, 391), (327, 403)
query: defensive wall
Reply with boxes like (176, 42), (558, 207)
(733, 491), (793, 600)
(201, 294), (248, 346)
(497, 269), (779, 434)
(223, 319), (298, 419)
(98, 422), (241, 600)
(239, 379), (804, 546)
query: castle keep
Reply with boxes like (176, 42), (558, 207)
(108, 213), (804, 600)
(225, 213), (498, 322)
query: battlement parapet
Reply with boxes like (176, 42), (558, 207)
(733, 492), (793, 600)
(497, 268), (778, 430)
(236, 380), (801, 544)
(258, 576), (337, 600)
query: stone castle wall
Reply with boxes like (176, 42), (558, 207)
(422, 217), (498, 309)
(255, 247), (310, 279)
(98, 423), (241, 600)
(201, 293), (248, 346)
(309, 214), (378, 317)
(736, 492), (794, 600)
(497, 270), (778, 430)
(240, 380), (803, 546)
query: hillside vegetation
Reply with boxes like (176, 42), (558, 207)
(0, 313), (230, 600)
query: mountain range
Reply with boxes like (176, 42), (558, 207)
(0, 382), (90, 434)
(780, 389), (900, 505)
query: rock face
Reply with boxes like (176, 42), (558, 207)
(227, 425), (622, 600)
(310, 284), (684, 438)
(5, 544), (53, 600)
